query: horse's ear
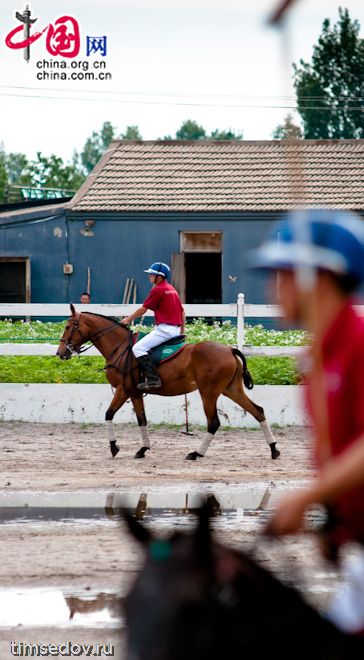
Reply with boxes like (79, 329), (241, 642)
(70, 303), (76, 317)
(122, 512), (152, 546)
(194, 502), (213, 565)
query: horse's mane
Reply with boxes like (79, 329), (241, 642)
(81, 311), (128, 327)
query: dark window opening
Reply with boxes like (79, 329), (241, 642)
(0, 260), (29, 302)
(185, 253), (222, 304)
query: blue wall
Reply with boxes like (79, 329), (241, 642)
(0, 211), (69, 302)
(66, 212), (279, 305)
(0, 210), (279, 305)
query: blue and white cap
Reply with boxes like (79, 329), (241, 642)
(144, 262), (170, 279)
(251, 208), (364, 283)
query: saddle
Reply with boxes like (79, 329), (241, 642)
(134, 332), (186, 365)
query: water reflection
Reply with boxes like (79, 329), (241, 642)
(0, 589), (122, 628)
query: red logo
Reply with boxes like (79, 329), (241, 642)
(5, 6), (80, 62)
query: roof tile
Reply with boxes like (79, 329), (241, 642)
(69, 140), (364, 212)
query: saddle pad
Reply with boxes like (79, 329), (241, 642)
(134, 332), (186, 365)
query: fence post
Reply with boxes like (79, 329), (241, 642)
(237, 293), (245, 351)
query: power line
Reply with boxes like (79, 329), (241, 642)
(0, 84), (364, 103)
(0, 90), (363, 111)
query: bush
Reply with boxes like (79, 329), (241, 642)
(0, 320), (305, 385)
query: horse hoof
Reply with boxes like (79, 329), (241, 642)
(185, 451), (203, 461)
(134, 447), (149, 459)
(271, 448), (280, 460)
(110, 443), (120, 458)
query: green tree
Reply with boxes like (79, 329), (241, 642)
(121, 125), (142, 139)
(209, 128), (243, 140)
(0, 149), (8, 203)
(272, 114), (303, 139)
(25, 152), (85, 191)
(80, 120), (116, 173)
(294, 8), (364, 139)
(175, 119), (206, 140)
(5, 152), (31, 186)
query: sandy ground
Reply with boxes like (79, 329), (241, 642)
(1, 421), (312, 490)
(1, 422), (344, 659)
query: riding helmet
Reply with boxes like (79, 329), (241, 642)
(144, 262), (171, 279)
(251, 208), (364, 283)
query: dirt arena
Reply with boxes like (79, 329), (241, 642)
(0, 422), (348, 658)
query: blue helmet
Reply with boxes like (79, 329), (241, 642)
(144, 262), (171, 279)
(251, 208), (364, 282)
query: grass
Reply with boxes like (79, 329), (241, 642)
(0, 355), (299, 385)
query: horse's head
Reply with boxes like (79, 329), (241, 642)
(123, 506), (248, 660)
(56, 304), (90, 360)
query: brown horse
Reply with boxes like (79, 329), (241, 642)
(56, 304), (279, 461)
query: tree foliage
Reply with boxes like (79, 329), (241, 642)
(272, 114), (303, 139)
(176, 119), (207, 140)
(294, 8), (364, 139)
(167, 120), (243, 140)
(80, 120), (117, 173)
(24, 152), (85, 191)
(0, 149), (7, 203)
(210, 128), (243, 140)
(121, 125), (142, 140)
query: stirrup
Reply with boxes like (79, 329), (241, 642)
(137, 378), (162, 391)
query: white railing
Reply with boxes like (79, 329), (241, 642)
(0, 296), (288, 356)
(8, 295), (363, 357)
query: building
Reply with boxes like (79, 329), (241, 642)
(1, 139), (364, 305)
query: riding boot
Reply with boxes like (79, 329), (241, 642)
(136, 355), (162, 390)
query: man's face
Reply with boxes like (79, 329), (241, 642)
(148, 274), (157, 285)
(271, 269), (301, 323)
(80, 295), (90, 304)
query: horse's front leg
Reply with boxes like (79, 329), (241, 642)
(131, 397), (150, 459)
(105, 386), (129, 457)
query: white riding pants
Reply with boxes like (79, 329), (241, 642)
(132, 324), (181, 358)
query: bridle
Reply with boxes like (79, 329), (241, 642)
(59, 315), (131, 357)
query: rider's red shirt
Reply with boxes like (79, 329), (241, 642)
(306, 301), (364, 546)
(143, 280), (184, 326)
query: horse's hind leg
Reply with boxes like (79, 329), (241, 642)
(186, 391), (220, 461)
(105, 387), (129, 458)
(131, 397), (150, 459)
(223, 375), (280, 459)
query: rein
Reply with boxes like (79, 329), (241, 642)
(60, 316), (137, 382)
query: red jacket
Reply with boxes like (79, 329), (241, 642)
(143, 280), (183, 326)
(306, 302), (364, 545)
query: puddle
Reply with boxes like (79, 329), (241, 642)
(0, 485), (273, 525)
(0, 589), (122, 628)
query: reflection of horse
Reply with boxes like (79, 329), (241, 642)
(57, 305), (279, 460)
(124, 507), (364, 660)
(65, 593), (121, 620)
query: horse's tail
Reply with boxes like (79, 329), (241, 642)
(231, 348), (254, 390)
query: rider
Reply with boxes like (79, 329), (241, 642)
(122, 262), (185, 391)
(252, 208), (364, 635)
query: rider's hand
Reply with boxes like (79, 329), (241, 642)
(121, 317), (131, 325)
(263, 490), (311, 536)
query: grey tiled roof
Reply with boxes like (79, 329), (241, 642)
(69, 140), (364, 212)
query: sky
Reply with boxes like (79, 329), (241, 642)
(0, 0), (364, 163)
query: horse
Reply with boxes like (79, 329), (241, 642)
(123, 505), (364, 660)
(56, 304), (279, 461)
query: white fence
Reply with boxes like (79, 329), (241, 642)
(0, 294), (290, 356)
(8, 295), (363, 358)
